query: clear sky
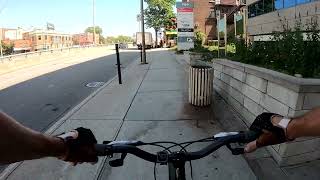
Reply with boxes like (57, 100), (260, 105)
(0, 0), (152, 36)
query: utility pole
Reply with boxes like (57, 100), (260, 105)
(0, 36), (3, 57)
(140, 0), (147, 64)
(93, 0), (96, 45)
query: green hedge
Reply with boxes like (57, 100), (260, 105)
(229, 21), (320, 78)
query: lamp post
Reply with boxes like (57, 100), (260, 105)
(0, 37), (3, 57)
(0, 29), (3, 56)
(93, 0), (96, 45)
(140, 0), (147, 64)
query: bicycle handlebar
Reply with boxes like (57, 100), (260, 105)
(95, 131), (258, 163)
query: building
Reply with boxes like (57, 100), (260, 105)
(246, 0), (320, 41)
(72, 32), (100, 46)
(0, 28), (25, 40)
(182, 0), (243, 43)
(2, 39), (32, 53)
(23, 29), (73, 51)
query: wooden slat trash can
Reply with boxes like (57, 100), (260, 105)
(189, 66), (213, 106)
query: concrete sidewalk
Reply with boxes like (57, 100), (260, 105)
(2, 49), (317, 180)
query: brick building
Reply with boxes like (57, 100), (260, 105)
(72, 32), (99, 46)
(182, 0), (217, 41)
(181, 0), (244, 43)
(0, 28), (25, 40)
(2, 39), (32, 53)
(23, 29), (73, 51)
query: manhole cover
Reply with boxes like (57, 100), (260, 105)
(86, 82), (105, 88)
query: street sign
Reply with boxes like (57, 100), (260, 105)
(176, 2), (194, 50)
(47, 22), (55, 30)
(176, 2), (194, 8)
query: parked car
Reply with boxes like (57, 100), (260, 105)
(118, 43), (128, 49)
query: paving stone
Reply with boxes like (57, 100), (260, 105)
(246, 74), (268, 93)
(267, 82), (303, 110)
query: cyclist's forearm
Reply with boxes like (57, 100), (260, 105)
(0, 112), (66, 164)
(287, 107), (320, 139)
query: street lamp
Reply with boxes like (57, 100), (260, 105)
(0, 37), (3, 57)
(140, 0), (147, 64)
(93, 0), (96, 45)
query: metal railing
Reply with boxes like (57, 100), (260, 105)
(0, 44), (111, 63)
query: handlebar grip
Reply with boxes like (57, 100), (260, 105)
(95, 144), (109, 156)
(243, 131), (259, 143)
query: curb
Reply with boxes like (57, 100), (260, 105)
(0, 56), (140, 180)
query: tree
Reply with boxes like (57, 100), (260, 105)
(105, 36), (134, 44)
(144, 1), (175, 47)
(1, 41), (14, 55)
(85, 26), (103, 35)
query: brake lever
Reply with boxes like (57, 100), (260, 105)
(226, 144), (245, 155)
(109, 153), (127, 167)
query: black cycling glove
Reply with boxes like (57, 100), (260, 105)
(250, 113), (292, 147)
(57, 127), (98, 163)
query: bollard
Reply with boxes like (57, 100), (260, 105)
(140, 45), (143, 63)
(115, 44), (122, 84)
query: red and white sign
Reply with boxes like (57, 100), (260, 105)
(177, 8), (193, 13)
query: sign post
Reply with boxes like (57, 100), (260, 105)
(217, 14), (227, 57)
(176, 2), (194, 51)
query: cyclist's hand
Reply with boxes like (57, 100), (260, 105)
(245, 113), (294, 153)
(57, 127), (98, 165)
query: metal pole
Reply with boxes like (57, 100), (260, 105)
(140, 0), (147, 64)
(224, 13), (227, 57)
(115, 44), (122, 84)
(0, 27), (3, 56)
(0, 37), (3, 57)
(93, 0), (96, 45)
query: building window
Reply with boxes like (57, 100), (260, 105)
(45, 35), (47, 40)
(248, 0), (314, 18)
(38, 36), (41, 40)
(264, 0), (274, 13)
(284, 0), (296, 8)
(275, 0), (284, 10)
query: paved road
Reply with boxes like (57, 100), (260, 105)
(0, 50), (139, 132)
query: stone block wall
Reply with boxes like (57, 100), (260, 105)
(213, 59), (320, 166)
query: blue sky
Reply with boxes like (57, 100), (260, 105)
(0, 0), (153, 36)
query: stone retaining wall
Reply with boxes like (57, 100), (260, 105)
(213, 59), (320, 166)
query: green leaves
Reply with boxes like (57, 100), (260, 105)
(85, 26), (103, 35)
(231, 19), (320, 78)
(144, 0), (175, 31)
(1, 41), (14, 55)
(105, 36), (134, 44)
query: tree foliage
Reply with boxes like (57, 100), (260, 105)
(229, 18), (320, 78)
(144, 0), (175, 46)
(106, 36), (134, 44)
(85, 26), (104, 44)
(85, 26), (103, 35)
(1, 41), (14, 55)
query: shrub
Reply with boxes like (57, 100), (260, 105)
(229, 18), (320, 78)
(194, 31), (206, 48)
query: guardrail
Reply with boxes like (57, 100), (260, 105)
(0, 44), (112, 63)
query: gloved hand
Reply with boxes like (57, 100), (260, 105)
(245, 113), (294, 153)
(56, 127), (98, 164)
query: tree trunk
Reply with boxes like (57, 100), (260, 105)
(155, 29), (158, 48)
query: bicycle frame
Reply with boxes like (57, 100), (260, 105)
(168, 161), (186, 180)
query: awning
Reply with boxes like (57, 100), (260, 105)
(14, 47), (31, 51)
